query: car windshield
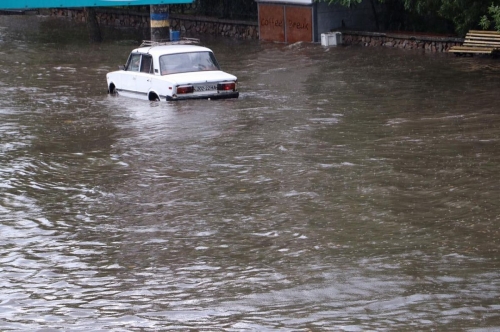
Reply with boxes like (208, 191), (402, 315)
(159, 51), (220, 75)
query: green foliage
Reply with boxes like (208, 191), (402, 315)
(319, 0), (500, 36)
(480, 4), (500, 31)
(382, 0), (498, 35)
(438, 1), (491, 35)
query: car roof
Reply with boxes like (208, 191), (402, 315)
(132, 44), (213, 57)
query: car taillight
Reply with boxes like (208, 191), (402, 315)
(176, 85), (194, 94)
(217, 82), (236, 92)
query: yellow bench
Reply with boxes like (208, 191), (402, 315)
(448, 30), (500, 55)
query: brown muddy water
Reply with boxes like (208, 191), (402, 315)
(0, 14), (499, 331)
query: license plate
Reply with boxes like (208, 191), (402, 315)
(194, 84), (217, 92)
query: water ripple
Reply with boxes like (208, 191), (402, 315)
(1, 15), (500, 330)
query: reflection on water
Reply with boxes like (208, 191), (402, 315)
(1, 15), (500, 331)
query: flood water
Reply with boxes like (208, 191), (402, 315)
(1, 15), (499, 331)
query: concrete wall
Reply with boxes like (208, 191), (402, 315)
(316, 0), (379, 38)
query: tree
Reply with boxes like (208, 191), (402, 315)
(416, 0), (494, 35)
(317, 0), (500, 36)
(480, 4), (500, 31)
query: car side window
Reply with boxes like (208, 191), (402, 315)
(127, 54), (141, 72)
(140, 55), (153, 74)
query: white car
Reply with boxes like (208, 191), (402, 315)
(106, 41), (239, 101)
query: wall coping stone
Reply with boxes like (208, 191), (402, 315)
(339, 29), (464, 43)
(170, 14), (258, 27)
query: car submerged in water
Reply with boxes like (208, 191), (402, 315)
(106, 40), (239, 101)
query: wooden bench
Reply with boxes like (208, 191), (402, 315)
(448, 30), (500, 55)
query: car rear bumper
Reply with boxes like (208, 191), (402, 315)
(166, 91), (239, 101)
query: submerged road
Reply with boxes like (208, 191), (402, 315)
(1, 14), (500, 331)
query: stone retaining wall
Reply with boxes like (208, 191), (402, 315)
(340, 30), (463, 53)
(46, 9), (463, 52)
(46, 8), (258, 40)
(170, 15), (258, 40)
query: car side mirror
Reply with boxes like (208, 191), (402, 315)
(119, 65), (125, 70)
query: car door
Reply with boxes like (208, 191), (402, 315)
(135, 54), (154, 96)
(115, 53), (141, 95)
